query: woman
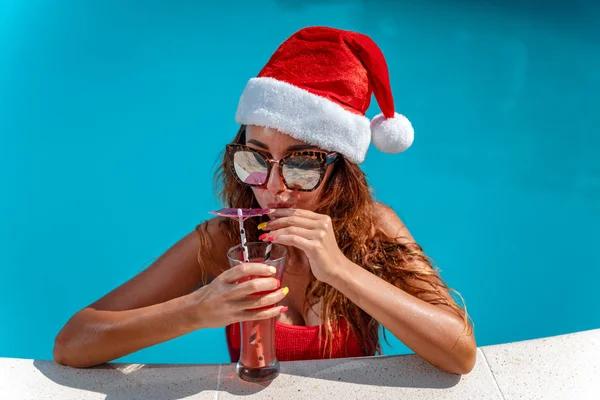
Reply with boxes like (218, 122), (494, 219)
(53, 26), (476, 374)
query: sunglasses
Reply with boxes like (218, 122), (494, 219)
(226, 144), (340, 192)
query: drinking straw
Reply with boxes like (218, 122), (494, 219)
(237, 208), (249, 262)
(264, 242), (272, 262)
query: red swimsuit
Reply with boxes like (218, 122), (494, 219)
(225, 318), (372, 362)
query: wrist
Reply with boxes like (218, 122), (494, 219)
(325, 257), (357, 288)
(176, 289), (208, 331)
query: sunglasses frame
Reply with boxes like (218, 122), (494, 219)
(225, 144), (340, 192)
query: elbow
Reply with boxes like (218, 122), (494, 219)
(53, 334), (97, 369)
(422, 334), (477, 375)
(52, 343), (70, 367)
(53, 329), (83, 368)
(445, 316), (477, 375)
(52, 330), (73, 367)
(454, 350), (477, 375)
(53, 318), (99, 369)
(449, 336), (477, 375)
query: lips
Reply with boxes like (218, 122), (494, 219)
(267, 203), (294, 209)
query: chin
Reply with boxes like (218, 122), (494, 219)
(267, 203), (294, 209)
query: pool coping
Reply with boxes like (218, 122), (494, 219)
(1, 328), (598, 399)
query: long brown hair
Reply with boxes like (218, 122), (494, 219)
(197, 125), (473, 357)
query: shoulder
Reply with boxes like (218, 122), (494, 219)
(196, 215), (230, 237)
(372, 203), (457, 308)
(371, 201), (415, 244)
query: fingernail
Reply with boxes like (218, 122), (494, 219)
(268, 209), (276, 213)
(275, 279), (281, 288)
(257, 222), (268, 230)
(268, 266), (277, 274)
(266, 236), (275, 242)
(280, 306), (288, 313)
(282, 287), (289, 295)
(259, 233), (268, 241)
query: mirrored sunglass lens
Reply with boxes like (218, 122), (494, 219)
(233, 151), (268, 185)
(282, 155), (321, 190)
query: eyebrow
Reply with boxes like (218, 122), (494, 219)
(247, 139), (318, 152)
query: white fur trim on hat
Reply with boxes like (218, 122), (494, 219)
(235, 77), (371, 164)
(370, 112), (414, 154)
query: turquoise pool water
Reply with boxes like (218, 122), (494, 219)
(1, 1), (598, 364)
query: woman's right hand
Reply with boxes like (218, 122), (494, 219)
(192, 262), (288, 329)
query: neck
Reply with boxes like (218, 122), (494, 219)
(284, 246), (311, 276)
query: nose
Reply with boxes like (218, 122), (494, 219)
(265, 161), (286, 194)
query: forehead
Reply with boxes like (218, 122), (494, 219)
(246, 125), (320, 149)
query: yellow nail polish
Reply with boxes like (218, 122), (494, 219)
(268, 266), (277, 274)
(257, 222), (268, 230)
(282, 287), (289, 295)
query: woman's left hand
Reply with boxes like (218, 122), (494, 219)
(258, 208), (347, 284)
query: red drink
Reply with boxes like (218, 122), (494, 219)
(236, 270), (279, 368)
(227, 243), (287, 382)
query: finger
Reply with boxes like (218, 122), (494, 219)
(229, 277), (281, 298)
(268, 233), (315, 253)
(242, 305), (288, 321)
(269, 208), (323, 220)
(263, 226), (323, 241)
(239, 286), (289, 310)
(259, 215), (319, 231)
(221, 262), (277, 284)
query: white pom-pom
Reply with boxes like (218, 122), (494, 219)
(370, 112), (414, 154)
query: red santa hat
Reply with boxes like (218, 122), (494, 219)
(235, 26), (414, 165)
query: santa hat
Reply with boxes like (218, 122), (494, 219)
(235, 26), (414, 165)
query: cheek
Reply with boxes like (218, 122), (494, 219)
(295, 190), (323, 210)
(249, 185), (322, 210)
(251, 187), (264, 202)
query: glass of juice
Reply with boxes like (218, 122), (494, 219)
(227, 241), (287, 382)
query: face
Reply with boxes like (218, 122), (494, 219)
(243, 125), (336, 211)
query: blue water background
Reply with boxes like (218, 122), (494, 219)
(1, 0), (598, 363)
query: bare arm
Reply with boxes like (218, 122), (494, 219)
(328, 204), (477, 375)
(261, 203), (476, 374)
(53, 218), (226, 368)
